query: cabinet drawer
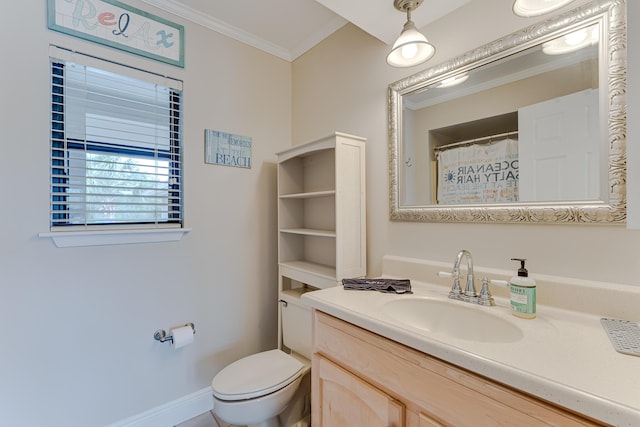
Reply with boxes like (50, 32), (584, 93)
(313, 311), (604, 427)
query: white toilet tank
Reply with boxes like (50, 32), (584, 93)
(281, 296), (312, 360)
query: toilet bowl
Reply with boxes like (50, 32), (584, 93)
(212, 294), (312, 427)
(212, 349), (311, 427)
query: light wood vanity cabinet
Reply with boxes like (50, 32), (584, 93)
(316, 355), (404, 426)
(311, 311), (605, 427)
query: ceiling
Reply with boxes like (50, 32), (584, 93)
(140, 0), (471, 62)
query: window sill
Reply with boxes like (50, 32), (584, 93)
(38, 228), (191, 248)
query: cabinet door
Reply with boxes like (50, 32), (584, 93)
(418, 412), (445, 427)
(315, 355), (404, 427)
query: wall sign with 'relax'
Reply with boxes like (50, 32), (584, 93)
(47, 0), (184, 67)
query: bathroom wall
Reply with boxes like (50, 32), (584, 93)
(0, 1), (290, 426)
(292, 0), (640, 285)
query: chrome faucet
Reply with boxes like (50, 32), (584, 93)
(438, 250), (495, 306)
(452, 249), (477, 301)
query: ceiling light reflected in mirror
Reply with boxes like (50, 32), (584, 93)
(512, 0), (576, 17)
(542, 24), (599, 55)
(437, 73), (470, 88)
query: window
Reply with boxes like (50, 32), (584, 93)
(49, 50), (183, 231)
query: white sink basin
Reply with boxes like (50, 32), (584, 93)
(381, 297), (523, 343)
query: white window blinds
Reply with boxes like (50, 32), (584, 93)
(49, 48), (183, 230)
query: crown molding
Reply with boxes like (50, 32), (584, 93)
(291, 15), (348, 60)
(140, 0), (346, 62)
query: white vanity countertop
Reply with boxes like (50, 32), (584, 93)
(301, 280), (640, 426)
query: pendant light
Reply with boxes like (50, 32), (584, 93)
(512, 0), (576, 17)
(387, 0), (435, 68)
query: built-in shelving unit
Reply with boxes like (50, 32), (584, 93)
(276, 132), (366, 349)
(277, 132), (366, 290)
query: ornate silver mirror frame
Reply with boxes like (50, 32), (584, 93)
(388, 0), (626, 224)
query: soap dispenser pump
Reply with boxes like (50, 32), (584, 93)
(509, 258), (536, 319)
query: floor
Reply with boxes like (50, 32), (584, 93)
(175, 410), (310, 427)
(174, 411), (243, 427)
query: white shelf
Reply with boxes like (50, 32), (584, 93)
(276, 132), (365, 163)
(280, 261), (336, 280)
(280, 261), (338, 290)
(280, 190), (336, 199)
(280, 228), (336, 238)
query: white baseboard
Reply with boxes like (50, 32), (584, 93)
(107, 387), (213, 427)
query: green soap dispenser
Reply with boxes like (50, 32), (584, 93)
(509, 258), (536, 319)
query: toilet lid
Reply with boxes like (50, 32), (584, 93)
(211, 349), (304, 400)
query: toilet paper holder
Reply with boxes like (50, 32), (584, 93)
(154, 323), (196, 344)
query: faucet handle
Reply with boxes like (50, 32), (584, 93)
(438, 271), (463, 299)
(478, 277), (496, 306)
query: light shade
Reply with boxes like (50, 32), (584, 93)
(437, 73), (469, 88)
(386, 20), (436, 67)
(542, 25), (599, 55)
(512, 0), (576, 17)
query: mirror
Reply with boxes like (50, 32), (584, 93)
(388, 0), (626, 223)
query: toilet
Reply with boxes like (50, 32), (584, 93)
(211, 297), (312, 427)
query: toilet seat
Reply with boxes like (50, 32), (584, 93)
(212, 349), (304, 401)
